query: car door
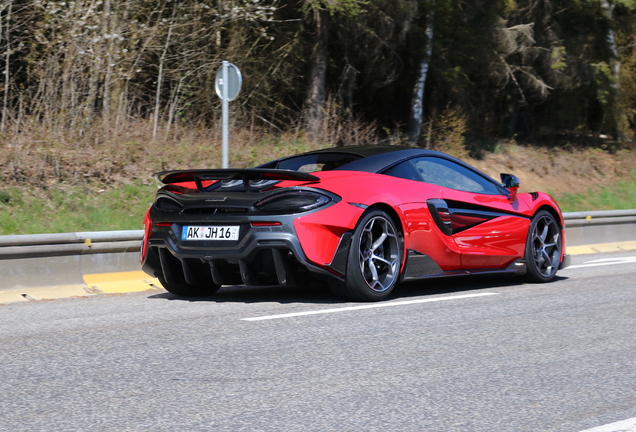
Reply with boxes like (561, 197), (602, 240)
(412, 156), (531, 270)
(383, 159), (462, 272)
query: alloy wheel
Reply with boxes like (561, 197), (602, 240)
(530, 214), (561, 278)
(357, 215), (400, 292)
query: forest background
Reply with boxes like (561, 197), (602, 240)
(1, 0), (636, 234)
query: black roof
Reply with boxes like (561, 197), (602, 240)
(333, 147), (444, 173)
(283, 145), (457, 173)
(299, 145), (413, 158)
(264, 145), (445, 172)
(260, 145), (502, 190)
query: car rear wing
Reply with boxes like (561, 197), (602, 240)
(155, 169), (320, 192)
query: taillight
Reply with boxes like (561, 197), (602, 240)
(255, 191), (331, 214)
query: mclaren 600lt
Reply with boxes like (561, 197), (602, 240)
(141, 145), (570, 301)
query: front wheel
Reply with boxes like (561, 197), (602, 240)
(158, 276), (221, 297)
(525, 210), (563, 283)
(329, 209), (403, 301)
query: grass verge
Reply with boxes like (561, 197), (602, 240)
(554, 170), (636, 212)
(0, 182), (157, 235)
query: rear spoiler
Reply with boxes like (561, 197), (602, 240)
(155, 168), (320, 192)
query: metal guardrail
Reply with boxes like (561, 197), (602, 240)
(562, 209), (636, 227)
(0, 230), (144, 259)
(0, 209), (635, 259)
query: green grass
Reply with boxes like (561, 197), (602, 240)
(554, 170), (636, 212)
(0, 182), (158, 235)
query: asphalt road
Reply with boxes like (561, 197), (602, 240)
(1, 252), (635, 432)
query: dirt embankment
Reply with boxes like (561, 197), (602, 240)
(467, 145), (636, 197)
(1, 128), (635, 200)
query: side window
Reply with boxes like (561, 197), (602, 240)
(384, 160), (424, 182)
(413, 157), (501, 194)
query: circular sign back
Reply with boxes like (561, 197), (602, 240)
(215, 63), (242, 101)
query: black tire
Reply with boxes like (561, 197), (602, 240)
(329, 209), (403, 301)
(158, 276), (221, 297)
(525, 210), (563, 283)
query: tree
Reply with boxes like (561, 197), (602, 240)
(406, 0), (434, 145)
(301, 0), (365, 142)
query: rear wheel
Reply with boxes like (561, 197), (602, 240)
(525, 210), (562, 283)
(329, 209), (403, 301)
(158, 276), (221, 297)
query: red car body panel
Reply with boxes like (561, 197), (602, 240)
(398, 202), (463, 271)
(454, 216), (530, 269)
(286, 171), (553, 273)
(141, 209), (152, 263)
(293, 202), (364, 269)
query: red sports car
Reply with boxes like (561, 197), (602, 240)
(141, 145), (570, 301)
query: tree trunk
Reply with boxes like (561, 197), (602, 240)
(165, 77), (183, 139)
(406, 5), (434, 146)
(304, 10), (329, 143)
(600, 0), (620, 85)
(1, 1), (12, 132)
(600, 0), (620, 139)
(102, 0), (113, 131)
(153, 13), (174, 140)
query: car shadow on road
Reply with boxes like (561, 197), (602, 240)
(148, 283), (340, 305)
(397, 273), (567, 297)
(147, 273), (569, 305)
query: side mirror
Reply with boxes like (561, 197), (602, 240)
(500, 173), (520, 202)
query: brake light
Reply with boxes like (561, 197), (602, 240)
(250, 221), (283, 227)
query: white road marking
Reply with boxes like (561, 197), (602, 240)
(578, 417), (636, 432)
(568, 256), (636, 269)
(242, 292), (499, 321)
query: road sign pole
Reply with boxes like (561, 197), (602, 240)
(215, 61), (241, 169)
(222, 61), (229, 169)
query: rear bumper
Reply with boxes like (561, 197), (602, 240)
(142, 223), (340, 287)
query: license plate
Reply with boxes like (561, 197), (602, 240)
(182, 225), (240, 241)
